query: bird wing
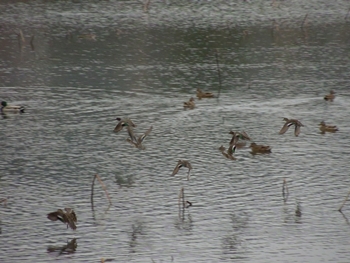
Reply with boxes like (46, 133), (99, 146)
(114, 121), (124, 132)
(229, 134), (239, 145)
(138, 126), (153, 144)
(126, 126), (137, 143)
(240, 131), (251, 140)
(294, 125), (301, 137)
(125, 118), (136, 127)
(184, 161), (192, 170)
(47, 211), (62, 222)
(227, 144), (236, 155)
(171, 162), (182, 176)
(279, 122), (292, 134)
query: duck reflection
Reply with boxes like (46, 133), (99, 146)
(115, 174), (134, 188)
(221, 212), (249, 257)
(128, 221), (144, 253)
(174, 214), (193, 232)
(47, 238), (77, 255)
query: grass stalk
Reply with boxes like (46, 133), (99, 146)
(215, 49), (222, 102)
(91, 174), (112, 210)
(338, 190), (350, 212)
(282, 178), (289, 203)
(301, 13), (308, 29)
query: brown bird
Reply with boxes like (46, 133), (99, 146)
(319, 121), (338, 133)
(184, 97), (195, 109)
(219, 145), (236, 160)
(196, 88), (214, 100)
(47, 208), (77, 230)
(171, 160), (192, 180)
(229, 131), (251, 145)
(114, 117), (136, 133)
(249, 142), (271, 154)
(126, 125), (153, 150)
(324, 90), (335, 101)
(279, 118), (304, 137)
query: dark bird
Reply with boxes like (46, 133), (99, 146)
(47, 208), (77, 230)
(229, 131), (251, 145)
(114, 117), (136, 133)
(184, 97), (195, 109)
(319, 121), (338, 133)
(279, 118), (304, 137)
(1, 101), (25, 113)
(196, 88), (214, 99)
(249, 142), (271, 154)
(171, 160), (192, 180)
(324, 90), (335, 101)
(219, 145), (236, 160)
(126, 125), (153, 150)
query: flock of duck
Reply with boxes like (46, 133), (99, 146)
(109, 88), (339, 181)
(0, 88), (338, 231)
(188, 88), (338, 160)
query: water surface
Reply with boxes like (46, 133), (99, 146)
(1, 1), (350, 262)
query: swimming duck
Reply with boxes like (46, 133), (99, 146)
(171, 160), (192, 180)
(184, 97), (195, 109)
(324, 90), (335, 101)
(196, 88), (214, 100)
(114, 117), (136, 133)
(279, 118), (304, 137)
(319, 121), (338, 133)
(229, 131), (251, 145)
(47, 208), (77, 230)
(249, 142), (271, 154)
(219, 145), (237, 160)
(126, 125), (152, 150)
(1, 101), (25, 113)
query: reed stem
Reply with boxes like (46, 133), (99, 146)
(345, 7), (350, 20)
(91, 174), (112, 211)
(215, 49), (222, 101)
(338, 190), (350, 212)
(301, 13), (308, 29)
(282, 178), (289, 203)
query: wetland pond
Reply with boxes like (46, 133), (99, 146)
(1, 0), (350, 262)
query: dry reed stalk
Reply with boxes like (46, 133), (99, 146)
(345, 7), (350, 20)
(178, 187), (186, 218)
(17, 29), (25, 50)
(301, 13), (308, 29)
(143, 0), (151, 12)
(215, 48), (222, 101)
(338, 190), (350, 212)
(282, 178), (289, 202)
(30, 35), (35, 51)
(18, 30), (25, 44)
(91, 174), (112, 210)
(271, 20), (279, 38)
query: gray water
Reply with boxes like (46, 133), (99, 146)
(1, 1), (350, 262)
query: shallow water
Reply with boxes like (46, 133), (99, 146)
(1, 1), (350, 262)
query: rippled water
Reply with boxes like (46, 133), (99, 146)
(1, 1), (350, 262)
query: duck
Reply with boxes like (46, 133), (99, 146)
(219, 145), (236, 160)
(114, 117), (136, 133)
(229, 131), (251, 145)
(279, 118), (304, 137)
(319, 121), (338, 133)
(324, 90), (335, 101)
(249, 142), (271, 154)
(47, 208), (77, 230)
(171, 160), (192, 180)
(126, 125), (152, 150)
(184, 97), (195, 109)
(196, 88), (214, 100)
(1, 101), (25, 113)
